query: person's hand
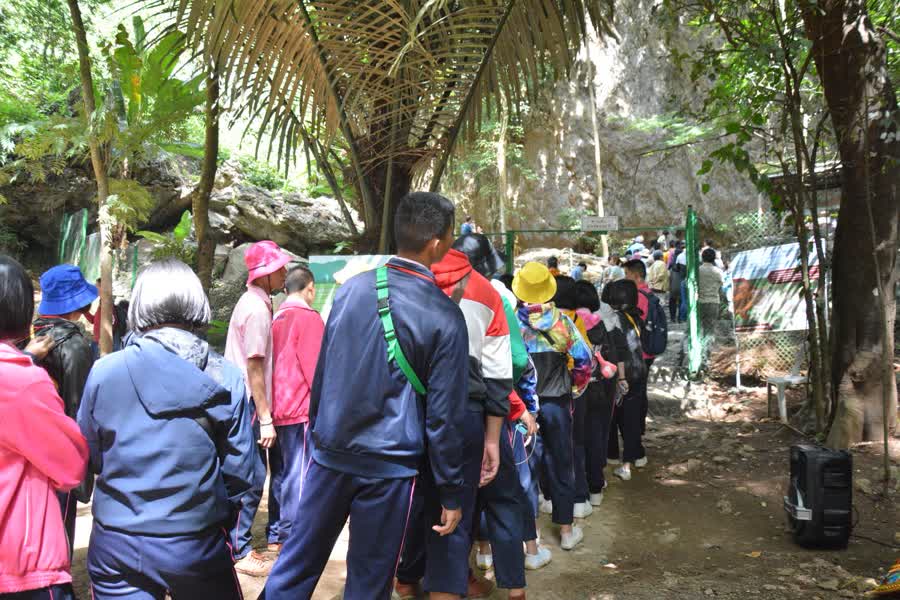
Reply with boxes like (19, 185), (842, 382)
(479, 441), (500, 487)
(519, 411), (537, 437)
(433, 506), (462, 536)
(25, 335), (54, 360)
(258, 421), (277, 448)
(617, 379), (629, 396)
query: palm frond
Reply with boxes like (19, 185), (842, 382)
(148, 0), (612, 190)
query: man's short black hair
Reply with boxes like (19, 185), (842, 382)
(394, 192), (455, 252)
(0, 255), (34, 340)
(623, 259), (647, 280)
(553, 275), (577, 309)
(497, 273), (514, 292)
(578, 262), (587, 269)
(702, 248), (717, 263)
(652, 241), (661, 250)
(285, 265), (315, 294)
(705, 239), (715, 248)
(669, 240), (677, 248)
(465, 215), (473, 222)
(547, 256), (559, 269)
(575, 280), (600, 312)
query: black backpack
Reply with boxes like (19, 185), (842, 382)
(638, 290), (668, 356)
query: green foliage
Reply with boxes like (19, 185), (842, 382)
(611, 113), (714, 149)
(0, 0), (109, 118)
(98, 20), (205, 168)
(667, 0), (833, 210)
(137, 210), (195, 263)
(106, 178), (155, 231)
(0, 222), (25, 253)
(238, 155), (295, 191)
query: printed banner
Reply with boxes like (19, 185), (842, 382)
(729, 243), (819, 333)
(308, 255), (393, 321)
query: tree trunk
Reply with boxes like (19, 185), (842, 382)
(497, 91), (509, 234)
(365, 160), (413, 254)
(802, 0), (899, 446)
(588, 63), (609, 257)
(66, 0), (113, 355)
(193, 64), (219, 294)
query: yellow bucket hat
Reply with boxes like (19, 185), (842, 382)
(513, 262), (558, 305)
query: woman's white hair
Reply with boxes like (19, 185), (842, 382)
(129, 259), (211, 332)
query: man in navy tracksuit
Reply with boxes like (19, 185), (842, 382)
(259, 192), (470, 600)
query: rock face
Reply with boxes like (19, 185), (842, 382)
(0, 157), (360, 260)
(208, 184), (358, 256)
(448, 0), (759, 246)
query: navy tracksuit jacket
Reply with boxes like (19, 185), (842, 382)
(261, 257), (470, 600)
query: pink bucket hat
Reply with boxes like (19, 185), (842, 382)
(245, 241), (293, 286)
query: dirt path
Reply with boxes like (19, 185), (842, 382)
(71, 384), (898, 599)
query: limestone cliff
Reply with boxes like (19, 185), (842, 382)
(447, 0), (759, 245)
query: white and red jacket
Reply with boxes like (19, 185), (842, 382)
(0, 343), (88, 594)
(432, 249), (512, 417)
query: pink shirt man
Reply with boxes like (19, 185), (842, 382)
(271, 297), (324, 427)
(225, 284), (275, 409)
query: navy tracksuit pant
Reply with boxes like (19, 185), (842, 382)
(608, 377), (647, 464)
(584, 379), (616, 493)
(86, 521), (242, 600)
(511, 425), (538, 542)
(57, 490), (77, 559)
(260, 460), (415, 600)
(473, 421), (528, 590)
(573, 393), (589, 503)
(0, 585), (74, 600)
(274, 422), (308, 542)
(231, 410), (283, 558)
(537, 396), (575, 525)
(397, 410), (484, 596)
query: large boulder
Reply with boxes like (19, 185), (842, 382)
(208, 184), (360, 256)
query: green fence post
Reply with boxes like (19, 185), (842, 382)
(505, 231), (515, 274)
(685, 205), (702, 377)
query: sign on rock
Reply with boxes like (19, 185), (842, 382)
(581, 215), (620, 232)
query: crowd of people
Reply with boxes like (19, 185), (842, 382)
(0, 194), (741, 600)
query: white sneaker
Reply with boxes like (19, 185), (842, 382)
(573, 502), (593, 519)
(590, 491), (604, 506)
(614, 465), (632, 481)
(560, 526), (584, 550)
(607, 458), (621, 465)
(635, 457), (649, 468)
(524, 546), (552, 570)
(539, 498), (553, 515)
(476, 550), (493, 570)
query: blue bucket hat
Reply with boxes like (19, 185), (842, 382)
(38, 265), (99, 316)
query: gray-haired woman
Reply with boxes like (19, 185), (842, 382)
(77, 259), (264, 599)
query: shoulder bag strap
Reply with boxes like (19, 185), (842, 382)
(376, 267), (427, 395)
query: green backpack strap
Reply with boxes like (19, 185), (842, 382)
(376, 266), (427, 395)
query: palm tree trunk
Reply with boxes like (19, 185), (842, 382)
(66, 0), (113, 355)
(193, 63), (219, 293)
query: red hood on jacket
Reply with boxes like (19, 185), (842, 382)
(431, 248), (473, 291)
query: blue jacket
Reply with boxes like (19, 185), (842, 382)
(77, 327), (263, 535)
(309, 257), (469, 510)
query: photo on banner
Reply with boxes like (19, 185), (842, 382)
(729, 242), (820, 333)
(308, 255), (393, 321)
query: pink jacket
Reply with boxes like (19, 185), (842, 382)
(271, 298), (325, 426)
(0, 343), (88, 594)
